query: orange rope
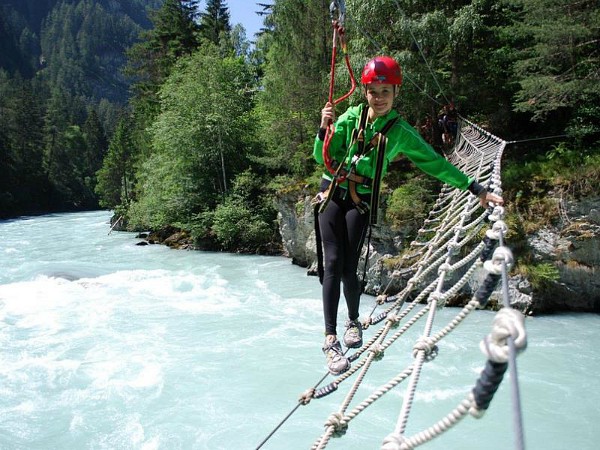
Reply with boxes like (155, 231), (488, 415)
(322, 20), (357, 180)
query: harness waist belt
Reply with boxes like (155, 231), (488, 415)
(330, 161), (372, 187)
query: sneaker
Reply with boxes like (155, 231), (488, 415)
(343, 319), (363, 348)
(322, 336), (349, 375)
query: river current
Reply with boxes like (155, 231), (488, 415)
(0, 211), (598, 450)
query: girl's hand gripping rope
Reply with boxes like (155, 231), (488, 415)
(321, 102), (335, 129)
(479, 190), (504, 208)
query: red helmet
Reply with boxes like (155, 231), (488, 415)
(361, 56), (402, 85)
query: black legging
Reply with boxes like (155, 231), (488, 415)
(318, 183), (370, 336)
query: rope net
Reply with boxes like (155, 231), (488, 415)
(305, 117), (527, 450)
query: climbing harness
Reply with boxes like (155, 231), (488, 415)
(313, 105), (399, 284)
(320, 105), (399, 216)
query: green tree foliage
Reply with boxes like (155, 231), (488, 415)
(42, 86), (101, 209)
(211, 170), (276, 251)
(386, 176), (436, 231)
(198, 0), (231, 46)
(125, 0), (200, 100)
(0, 2), (40, 76)
(82, 109), (109, 198)
(0, 0), (159, 217)
(510, 0), (600, 144)
(96, 115), (135, 209)
(0, 70), (49, 215)
(123, 0), (203, 194)
(40, 0), (150, 102)
(229, 23), (251, 58)
(127, 45), (256, 229)
(346, 0), (519, 127)
(256, 0), (331, 177)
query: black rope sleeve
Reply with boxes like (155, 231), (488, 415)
(370, 311), (388, 325)
(480, 235), (498, 262)
(474, 273), (501, 308)
(472, 360), (508, 411)
(314, 382), (339, 399)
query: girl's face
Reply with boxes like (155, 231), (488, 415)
(365, 83), (397, 118)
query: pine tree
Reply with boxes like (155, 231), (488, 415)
(0, 73), (50, 213)
(256, 0), (330, 176)
(125, 0), (200, 99)
(511, 0), (600, 145)
(95, 115), (135, 209)
(82, 109), (108, 203)
(0, 71), (18, 214)
(198, 0), (231, 46)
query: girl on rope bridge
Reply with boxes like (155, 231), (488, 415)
(313, 55), (504, 375)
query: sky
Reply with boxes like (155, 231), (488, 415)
(198, 1), (268, 41)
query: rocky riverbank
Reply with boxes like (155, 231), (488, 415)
(274, 188), (600, 315)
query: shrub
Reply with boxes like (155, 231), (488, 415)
(212, 198), (271, 250)
(386, 177), (435, 230)
(516, 262), (560, 290)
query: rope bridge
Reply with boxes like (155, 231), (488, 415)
(256, 118), (527, 450)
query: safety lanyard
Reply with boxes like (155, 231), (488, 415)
(322, 0), (357, 182)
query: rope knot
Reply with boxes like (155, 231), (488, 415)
(413, 337), (438, 361)
(369, 343), (385, 360)
(381, 431), (408, 450)
(299, 387), (315, 405)
(376, 294), (388, 304)
(386, 312), (400, 328)
(438, 262), (452, 274)
(480, 308), (527, 363)
(427, 291), (442, 305)
(483, 246), (514, 275)
(427, 291), (447, 308)
(493, 219), (508, 232)
(324, 412), (348, 437)
(489, 205), (505, 222)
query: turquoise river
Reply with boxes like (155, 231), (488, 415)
(0, 211), (598, 449)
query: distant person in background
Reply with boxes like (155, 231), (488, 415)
(445, 103), (458, 141)
(440, 103), (458, 147)
(419, 115), (434, 144)
(313, 56), (504, 375)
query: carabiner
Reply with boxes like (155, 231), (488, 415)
(329, 0), (346, 26)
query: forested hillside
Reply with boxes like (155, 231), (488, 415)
(1, 0), (599, 259)
(0, 0), (160, 215)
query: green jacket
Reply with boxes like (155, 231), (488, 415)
(314, 104), (473, 194)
